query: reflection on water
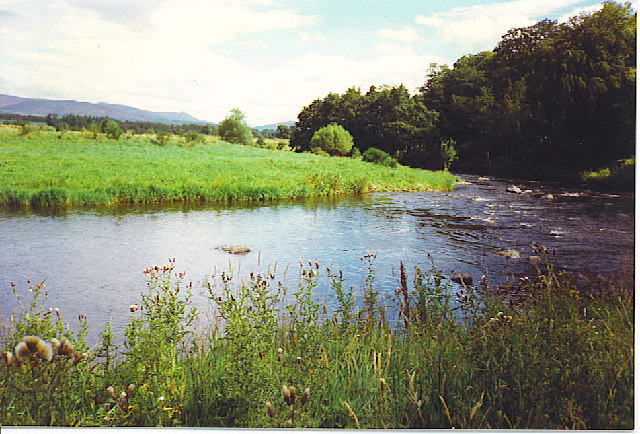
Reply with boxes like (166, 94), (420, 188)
(0, 175), (633, 342)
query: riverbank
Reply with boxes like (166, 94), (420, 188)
(0, 258), (633, 428)
(0, 126), (457, 207)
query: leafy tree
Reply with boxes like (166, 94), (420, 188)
(310, 123), (354, 156)
(276, 125), (291, 139)
(218, 108), (253, 146)
(101, 119), (123, 140)
(440, 138), (458, 171)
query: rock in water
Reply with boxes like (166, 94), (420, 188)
(221, 245), (251, 254)
(507, 185), (522, 194)
(451, 272), (473, 285)
(495, 249), (521, 259)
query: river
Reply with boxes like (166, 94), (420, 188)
(0, 175), (634, 342)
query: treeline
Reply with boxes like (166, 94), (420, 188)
(0, 112), (216, 136)
(291, 2), (636, 180)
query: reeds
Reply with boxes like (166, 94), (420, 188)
(0, 255), (634, 428)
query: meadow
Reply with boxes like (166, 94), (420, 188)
(0, 125), (457, 207)
(0, 254), (633, 428)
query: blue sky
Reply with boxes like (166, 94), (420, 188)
(0, 0), (630, 125)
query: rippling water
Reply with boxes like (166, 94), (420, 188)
(0, 175), (633, 341)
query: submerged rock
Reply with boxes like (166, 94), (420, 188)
(451, 272), (473, 285)
(507, 185), (522, 194)
(495, 249), (521, 259)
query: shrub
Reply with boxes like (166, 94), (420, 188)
(362, 147), (398, 167)
(310, 123), (354, 156)
(218, 108), (254, 146)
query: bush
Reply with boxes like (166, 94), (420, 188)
(362, 147), (398, 167)
(218, 108), (254, 146)
(101, 120), (123, 140)
(310, 123), (354, 156)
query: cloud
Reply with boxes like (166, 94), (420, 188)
(376, 26), (419, 43)
(557, 3), (603, 23)
(0, 0), (444, 125)
(415, 0), (582, 51)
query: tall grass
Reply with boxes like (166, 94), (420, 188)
(0, 126), (457, 207)
(0, 253), (633, 428)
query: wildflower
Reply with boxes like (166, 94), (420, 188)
(15, 341), (30, 358)
(73, 353), (87, 365)
(289, 386), (296, 403)
(283, 385), (291, 405)
(51, 338), (60, 350)
(277, 347), (283, 362)
(127, 384), (135, 397)
(120, 391), (127, 405)
(1, 350), (13, 366)
(107, 386), (116, 400)
(380, 377), (389, 392)
(266, 401), (274, 418)
(296, 356), (302, 364)
(301, 387), (310, 406)
(129, 304), (139, 312)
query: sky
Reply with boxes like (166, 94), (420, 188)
(0, 0), (631, 126)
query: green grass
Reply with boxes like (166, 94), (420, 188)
(0, 126), (458, 206)
(0, 255), (633, 428)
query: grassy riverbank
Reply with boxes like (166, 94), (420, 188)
(0, 126), (457, 207)
(0, 255), (633, 428)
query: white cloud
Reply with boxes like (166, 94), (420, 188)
(0, 0), (448, 125)
(377, 26), (419, 43)
(557, 4), (603, 23)
(415, 0), (582, 51)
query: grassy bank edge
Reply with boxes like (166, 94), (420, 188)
(0, 126), (459, 207)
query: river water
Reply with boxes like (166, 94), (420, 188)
(0, 175), (634, 342)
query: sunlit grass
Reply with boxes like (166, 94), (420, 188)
(0, 125), (458, 206)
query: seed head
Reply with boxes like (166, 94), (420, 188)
(15, 341), (30, 358)
(51, 338), (60, 350)
(127, 384), (135, 397)
(266, 401), (274, 418)
(107, 386), (116, 400)
(301, 387), (310, 406)
(289, 386), (296, 402)
(380, 377), (389, 392)
(282, 385), (291, 405)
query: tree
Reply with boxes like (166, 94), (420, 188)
(218, 108), (253, 146)
(310, 123), (354, 156)
(101, 119), (123, 140)
(276, 125), (291, 139)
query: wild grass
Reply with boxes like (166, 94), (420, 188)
(0, 252), (633, 428)
(0, 125), (457, 207)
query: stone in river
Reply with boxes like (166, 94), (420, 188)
(495, 249), (520, 259)
(451, 272), (473, 285)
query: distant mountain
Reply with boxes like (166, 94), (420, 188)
(0, 94), (210, 125)
(253, 120), (296, 130)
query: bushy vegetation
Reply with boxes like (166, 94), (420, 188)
(0, 125), (457, 207)
(362, 147), (398, 167)
(217, 108), (254, 147)
(0, 252), (633, 428)
(310, 123), (354, 156)
(291, 2), (635, 182)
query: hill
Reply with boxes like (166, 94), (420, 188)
(253, 120), (295, 130)
(0, 94), (209, 125)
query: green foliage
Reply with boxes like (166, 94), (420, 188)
(217, 108), (254, 146)
(440, 138), (458, 171)
(362, 147), (398, 167)
(310, 123), (354, 156)
(101, 120), (123, 140)
(0, 126), (457, 206)
(421, 2), (636, 177)
(0, 256), (634, 428)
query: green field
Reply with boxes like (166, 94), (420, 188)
(0, 126), (457, 206)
